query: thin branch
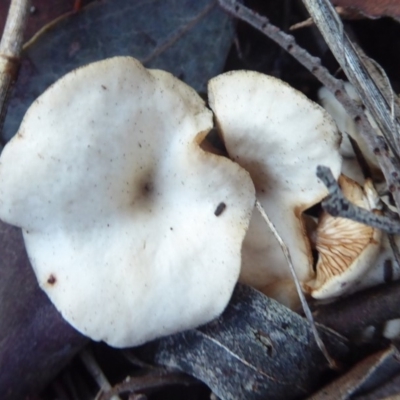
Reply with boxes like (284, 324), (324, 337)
(255, 200), (337, 369)
(80, 349), (121, 400)
(317, 165), (400, 234)
(216, 0), (400, 214)
(0, 0), (30, 135)
(98, 370), (196, 400)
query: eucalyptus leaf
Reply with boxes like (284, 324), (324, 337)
(137, 284), (349, 400)
(0, 221), (88, 400)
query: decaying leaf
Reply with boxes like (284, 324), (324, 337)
(136, 284), (348, 400)
(0, 220), (88, 400)
(331, 0), (400, 20)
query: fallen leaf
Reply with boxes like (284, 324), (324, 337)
(0, 220), (88, 400)
(136, 284), (349, 400)
(331, 0), (400, 20)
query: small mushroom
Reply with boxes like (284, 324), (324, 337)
(0, 57), (255, 347)
(208, 70), (342, 307)
(310, 175), (382, 299)
(318, 84), (381, 183)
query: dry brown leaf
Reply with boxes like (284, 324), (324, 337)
(332, 0), (400, 20)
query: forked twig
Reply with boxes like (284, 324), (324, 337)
(317, 165), (400, 234)
(80, 348), (121, 400)
(98, 370), (195, 400)
(255, 200), (337, 369)
(0, 0), (30, 135)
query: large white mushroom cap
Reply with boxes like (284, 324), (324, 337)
(0, 57), (255, 347)
(208, 71), (342, 307)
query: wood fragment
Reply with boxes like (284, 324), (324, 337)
(98, 370), (195, 400)
(0, 0), (30, 136)
(80, 349), (122, 400)
(308, 346), (400, 400)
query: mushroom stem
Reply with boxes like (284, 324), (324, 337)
(317, 165), (400, 234)
(255, 200), (337, 369)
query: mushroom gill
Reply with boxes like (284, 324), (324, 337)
(311, 175), (382, 299)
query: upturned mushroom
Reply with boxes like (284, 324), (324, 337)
(208, 70), (342, 307)
(310, 175), (382, 299)
(0, 57), (256, 347)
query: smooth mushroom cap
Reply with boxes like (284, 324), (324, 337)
(310, 175), (382, 299)
(208, 70), (342, 307)
(0, 57), (255, 347)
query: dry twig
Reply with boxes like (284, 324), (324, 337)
(98, 370), (196, 400)
(0, 0), (30, 135)
(80, 349), (121, 400)
(317, 165), (400, 234)
(255, 200), (337, 369)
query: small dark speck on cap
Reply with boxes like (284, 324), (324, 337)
(214, 202), (226, 216)
(47, 274), (56, 285)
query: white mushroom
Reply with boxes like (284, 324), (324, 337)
(318, 83), (381, 183)
(0, 57), (255, 347)
(310, 175), (382, 299)
(208, 70), (342, 308)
